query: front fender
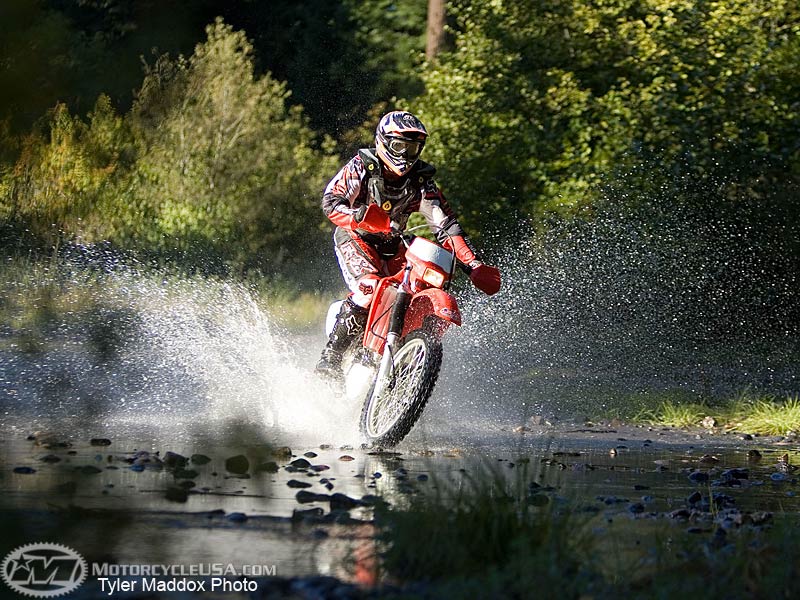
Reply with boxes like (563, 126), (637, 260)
(402, 288), (461, 338)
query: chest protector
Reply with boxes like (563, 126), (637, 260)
(358, 148), (435, 219)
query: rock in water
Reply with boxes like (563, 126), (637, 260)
(225, 455), (250, 474)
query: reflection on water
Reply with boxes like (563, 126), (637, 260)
(1, 426), (798, 582)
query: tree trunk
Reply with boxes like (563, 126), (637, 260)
(425, 0), (446, 61)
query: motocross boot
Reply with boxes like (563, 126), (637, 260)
(315, 298), (368, 379)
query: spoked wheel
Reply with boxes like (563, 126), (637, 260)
(359, 329), (443, 447)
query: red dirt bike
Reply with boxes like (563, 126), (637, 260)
(325, 227), (460, 447)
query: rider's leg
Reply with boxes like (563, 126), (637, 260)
(315, 296), (368, 376)
(316, 229), (381, 377)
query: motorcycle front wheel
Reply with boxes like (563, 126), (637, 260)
(359, 329), (443, 447)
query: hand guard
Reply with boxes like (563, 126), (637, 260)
(468, 261), (501, 295)
(354, 204), (391, 234)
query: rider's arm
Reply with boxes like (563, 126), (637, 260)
(418, 177), (501, 296)
(417, 178), (479, 265)
(321, 156), (367, 230)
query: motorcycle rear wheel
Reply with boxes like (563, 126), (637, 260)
(359, 329), (443, 447)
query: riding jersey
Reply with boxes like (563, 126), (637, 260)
(321, 148), (472, 252)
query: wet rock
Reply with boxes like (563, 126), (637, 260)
(712, 493), (736, 508)
(633, 484), (649, 491)
(687, 491), (702, 504)
(256, 461), (279, 473)
(163, 451), (187, 469)
(599, 495), (628, 505)
(30, 432), (72, 449)
(39, 454), (61, 463)
(669, 508), (695, 520)
(310, 464), (330, 472)
(129, 464), (145, 472)
(701, 416), (717, 429)
(628, 502), (645, 514)
(329, 493), (363, 510)
(740, 433), (754, 441)
(749, 511), (772, 526)
(129, 451), (163, 469)
(417, 474), (429, 482)
(338, 455), (355, 462)
(372, 472), (382, 479)
(687, 527), (710, 534)
(226, 512), (248, 522)
(287, 479), (312, 489)
(360, 495), (384, 506)
(721, 468), (749, 481)
(770, 473), (788, 482)
(304, 452), (318, 458)
(174, 468), (199, 479)
(698, 454), (719, 464)
(289, 458), (312, 470)
(291, 507), (324, 522)
(225, 455), (250, 474)
(190, 454), (211, 465)
(90, 438), (112, 446)
(688, 470), (710, 483)
(296, 490), (331, 504)
(13, 466), (36, 474)
(165, 486), (188, 502)
(747, 449), (763, 462)
(178, 480), (196, 489)
(272, 446), (292, 459)
(319, 444), (332, 450)
(79, 465), (102, 475)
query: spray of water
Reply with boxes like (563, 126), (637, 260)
(0, 256), (361, 446)
(2, 171), (797, 447)
(424, 175), (799, 433)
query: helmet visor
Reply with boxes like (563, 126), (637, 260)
(386, 136), (424, 161)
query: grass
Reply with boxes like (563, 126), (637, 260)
(636, 391), (800, 436)
(732, 396), (800, 436)
(373, 462), (597, 598)
(371, 461), (800, 599)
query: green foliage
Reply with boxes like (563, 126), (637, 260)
(126, 19), (338, 273)
(376, 462), (594, 595)
(413, 0), (800, 229)
(1, 20), (338, 279)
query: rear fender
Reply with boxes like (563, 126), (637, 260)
(402, 288), (461, 338)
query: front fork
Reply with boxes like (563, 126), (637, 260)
(374, 266), (412, 392)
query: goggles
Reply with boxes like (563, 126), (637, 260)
(385, 136), (424, 160)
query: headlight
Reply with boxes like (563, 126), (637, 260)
(422, 267), (446, 288)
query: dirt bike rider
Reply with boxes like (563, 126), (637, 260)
(315, 110), (501, 377)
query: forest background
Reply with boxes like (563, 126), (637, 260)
(1, 0), (798, 332)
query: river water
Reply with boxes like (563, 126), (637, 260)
(1, 253), (798, 596)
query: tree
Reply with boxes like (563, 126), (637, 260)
(426, 0), (446, 61)
(127, 19), (339, 274)
(412, 0), (800, 229)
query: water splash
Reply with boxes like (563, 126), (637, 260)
(424, 184), (799, 430)
(0, 257), (360, 446)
